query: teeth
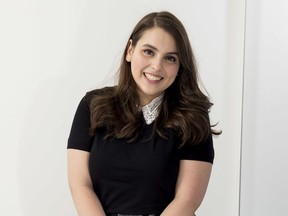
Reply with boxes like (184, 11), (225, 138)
(145, 73), (162, 81)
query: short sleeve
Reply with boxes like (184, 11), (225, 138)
(67, 94), (94, 151)
(178, 133), (215, 164)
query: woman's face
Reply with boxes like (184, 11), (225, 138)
(126, 27), (180, 106)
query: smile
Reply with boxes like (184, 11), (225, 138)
(144, 73), (163, 81)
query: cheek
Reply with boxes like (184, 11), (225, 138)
(131, 56), (147, 72)
(165, 65), (179, 78)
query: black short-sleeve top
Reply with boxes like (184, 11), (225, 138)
(67, 88), (214, 215)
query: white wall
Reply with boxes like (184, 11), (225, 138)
(0, 0), (244, 215)
(240, 0), (288, 215)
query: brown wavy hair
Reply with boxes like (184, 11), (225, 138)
(90, 11), (221, 147)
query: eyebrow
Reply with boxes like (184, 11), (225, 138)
(142, 44), (178, 55)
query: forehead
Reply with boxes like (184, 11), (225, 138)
(136, 27), (177, 52)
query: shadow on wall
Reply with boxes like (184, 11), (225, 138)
(16, 1), (118, 214)
(17, 76), (83, 216)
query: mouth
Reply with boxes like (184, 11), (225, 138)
(144, 72), (163, 81)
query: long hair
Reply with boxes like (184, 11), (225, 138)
(90, 11), (221, 146)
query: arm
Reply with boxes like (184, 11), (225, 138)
(67, 149), (106, 216)
(161, 160), (212, 216)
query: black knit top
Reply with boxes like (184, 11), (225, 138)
(67, 88), (214, 215)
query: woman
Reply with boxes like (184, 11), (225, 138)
(67, 11), (220, 216)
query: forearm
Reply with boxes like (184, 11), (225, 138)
(70, 185), (106, 216)
(160, 197), (197, 216)
(161, 160), (212, 216)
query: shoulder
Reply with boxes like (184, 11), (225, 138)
(84, 86), (116, 104)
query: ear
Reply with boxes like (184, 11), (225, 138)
(125, 39), (134, 62)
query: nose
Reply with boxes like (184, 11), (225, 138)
(151, 57), (162, 71)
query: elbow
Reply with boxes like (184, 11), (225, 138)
(173, 195), (202, 214)
(68, 177), (94, 196)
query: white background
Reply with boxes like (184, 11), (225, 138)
(240, 0), (288, 215)
(1, 0), (287, 215)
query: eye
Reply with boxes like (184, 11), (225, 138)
(143, 49), (155, 56)
(165, 55), (177, 63)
